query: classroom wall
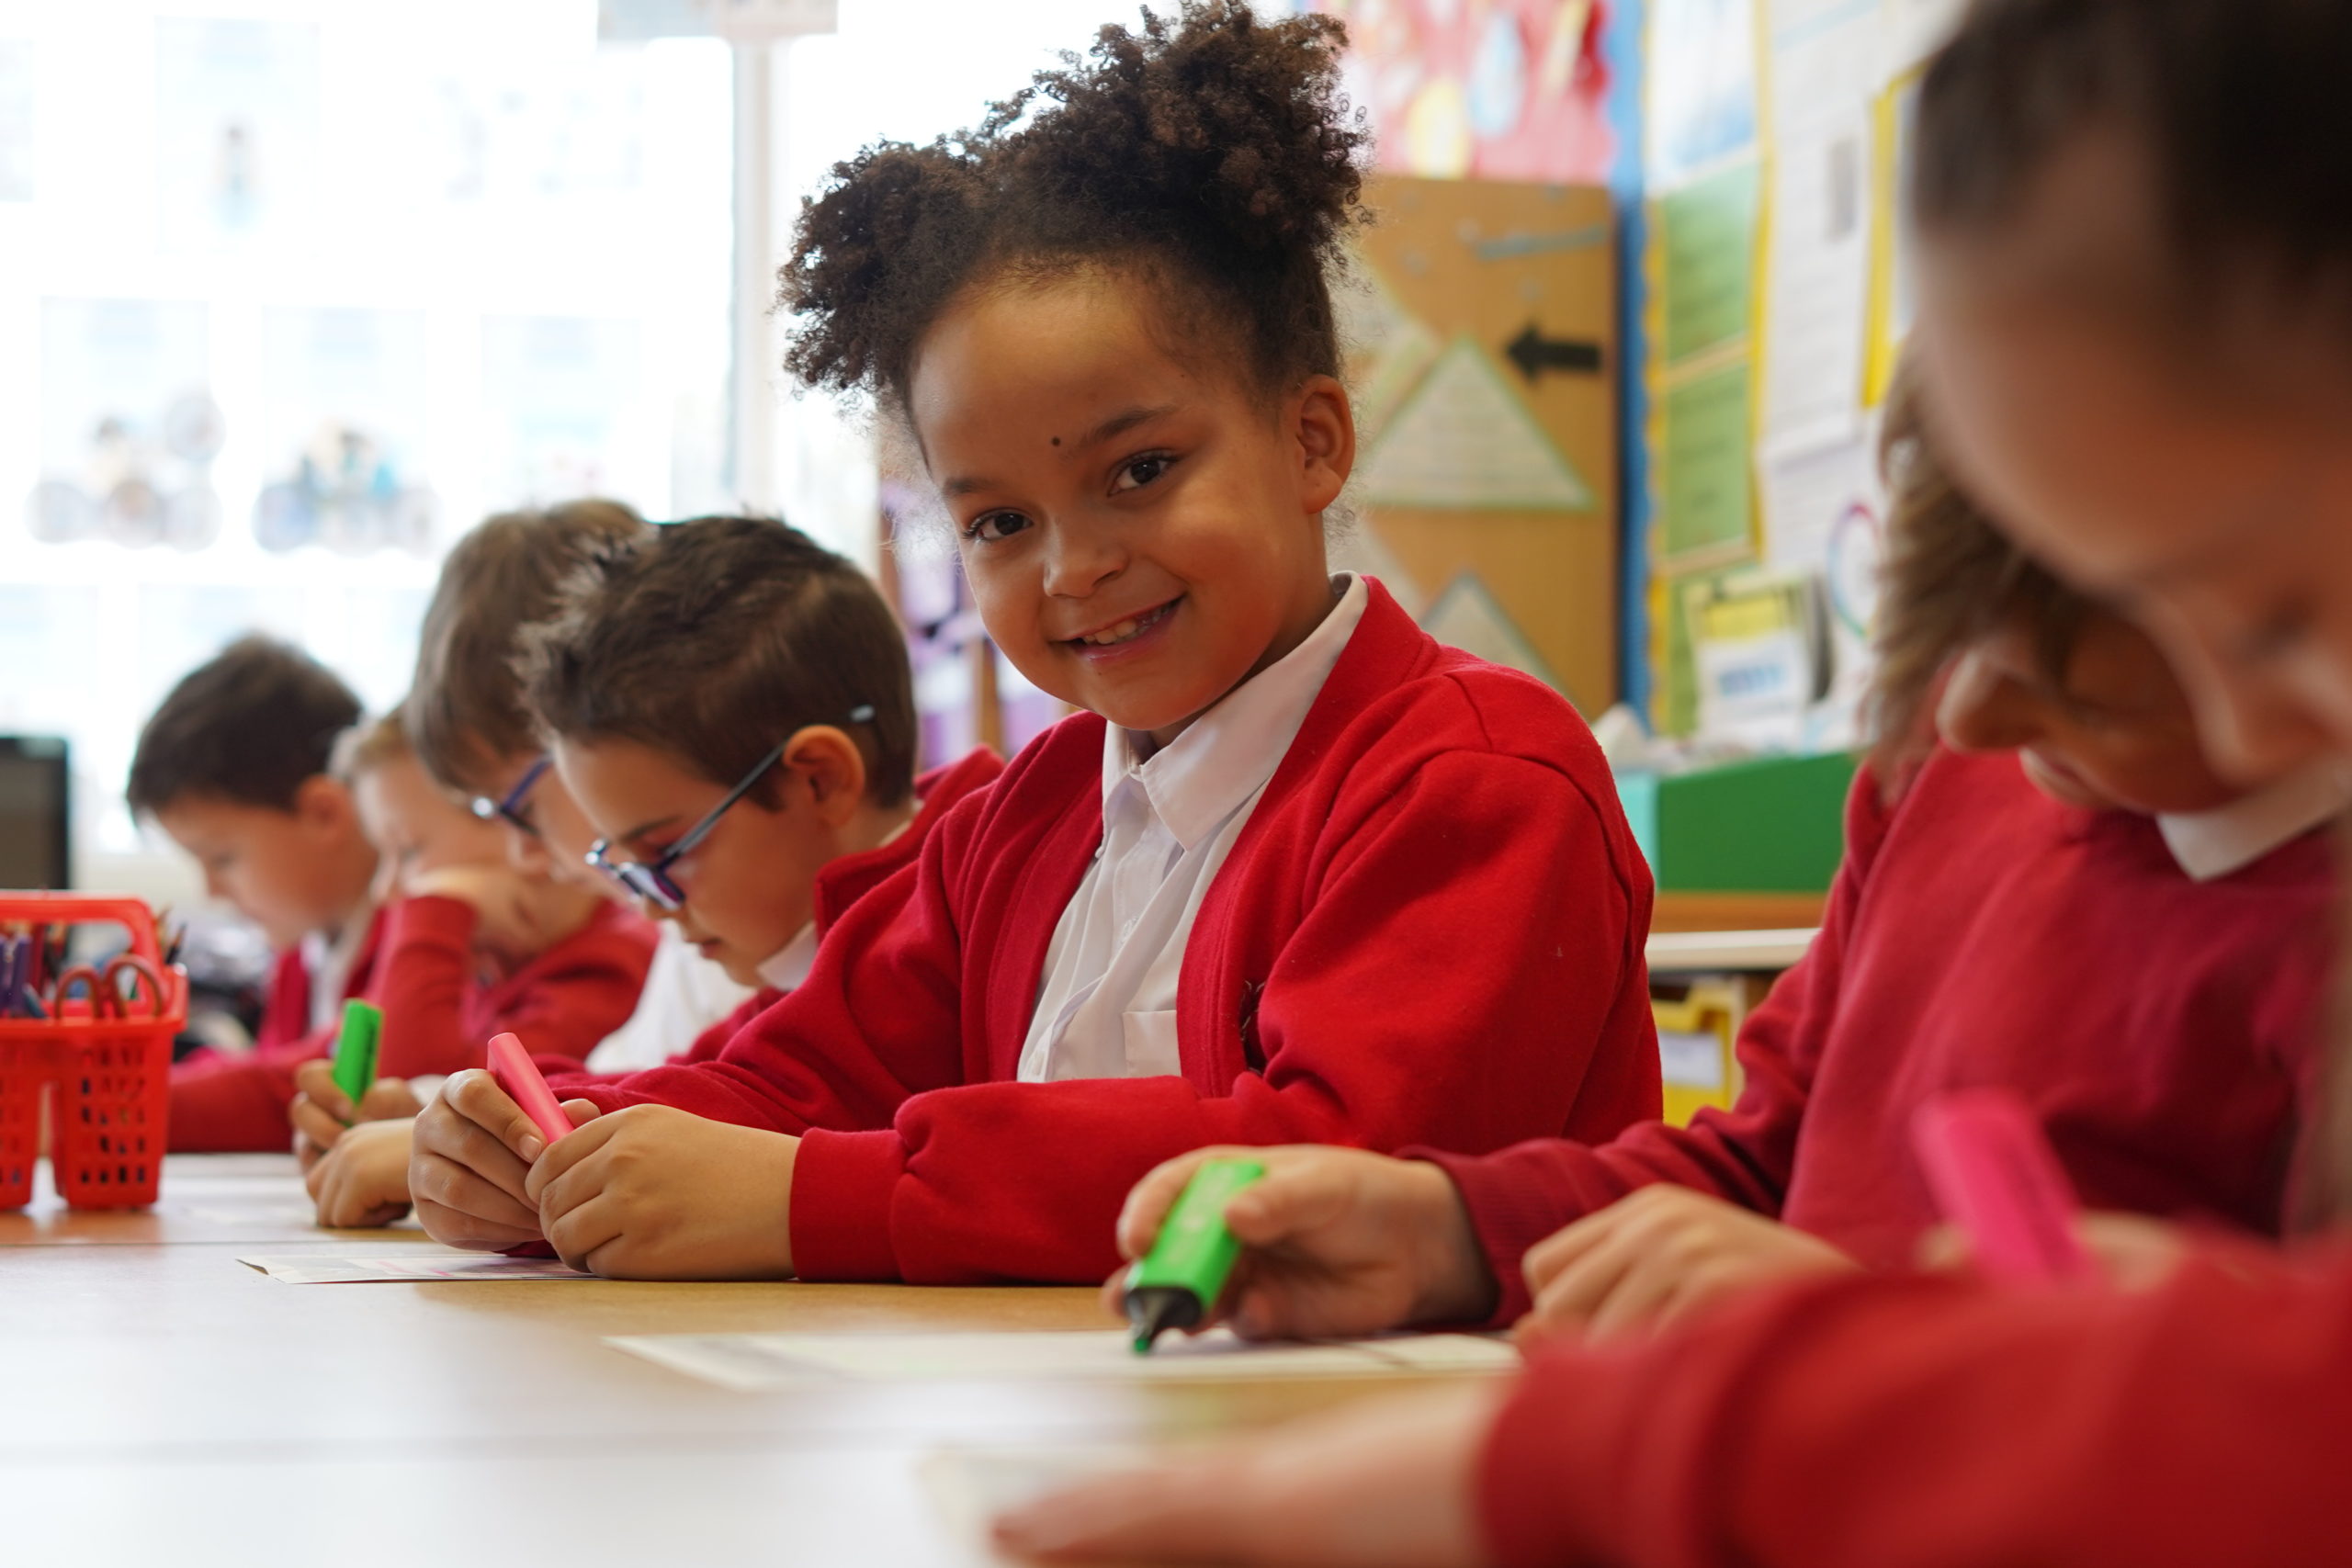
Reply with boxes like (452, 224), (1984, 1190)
(1638, 0), (1963, 745)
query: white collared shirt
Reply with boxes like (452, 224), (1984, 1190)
(301, 899), (379, 1035)
(755, 924), (820, 990)
(1016, 574), (1369, 1083)
(2156, 759), (2352, 882)
(583, 922), (757, 1073)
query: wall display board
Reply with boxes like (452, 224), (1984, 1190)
(1304, 0), (1621, 184)
(1345, 174), (1621, 713)
(1641, 0), (1963, 743)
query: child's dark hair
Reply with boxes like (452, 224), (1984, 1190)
(128, 636), (361, 817)
(518, 516), (918, 808)
(780, 0), (1368, 414)
(1916, 0), (2352, 334)
(407, 500), (649, 793)
(1867, 351), (2092, 779)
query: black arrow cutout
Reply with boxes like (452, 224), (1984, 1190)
(1505, 323), (1604, 382)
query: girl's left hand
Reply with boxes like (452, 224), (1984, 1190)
(992, 1383), (1503, 1567)
(1515, 1186), (1860, 1348)
(524, 1102), (798, 1280)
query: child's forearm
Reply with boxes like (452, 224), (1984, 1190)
(370, 896), (481, 1079)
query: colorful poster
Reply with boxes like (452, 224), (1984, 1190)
(153, 19), (320, 250)
(1306, 0), (1617, 183)
(1660, 360), (1753, 562)
(1757, 0), (1878, 445)
(253, 309), (435, 556)
(29, 299), (221, 550)
(1659, 160), (1759, 364)
(1646, 0), (1758, 187)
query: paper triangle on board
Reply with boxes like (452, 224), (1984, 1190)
(1420, 571), (1563, 692)
(1360, 335), (1594, 512)
(1339, 260), (1445, 444)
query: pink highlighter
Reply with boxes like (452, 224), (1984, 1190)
(487, 1031), (574, 1147)
(1911, 1089), (2092, 1283)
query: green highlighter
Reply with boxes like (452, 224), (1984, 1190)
(330, 998), (383, 1112)
(1123, 1157), (1266, 1353)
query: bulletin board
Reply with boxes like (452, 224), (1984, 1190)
(1639, 0), (1965, 743)
(1346, 174), (1621, 715)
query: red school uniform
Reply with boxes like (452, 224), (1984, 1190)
(534, 747), (1007, 1080)
(1422, 746), (2335, 1323)
(567, 578), (1662, 1284)
(1480, 1242), (2352, 1568)
(169, 908), (388, 1153)
(168, 899), (657, 1153)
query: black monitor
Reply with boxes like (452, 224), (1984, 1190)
(0, 736), (70, 889)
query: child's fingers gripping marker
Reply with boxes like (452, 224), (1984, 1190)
(1121, 1157), (1266, 1352)
(486, 1032), (575, 1149)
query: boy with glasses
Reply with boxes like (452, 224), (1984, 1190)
(297, 514), (998, 1227)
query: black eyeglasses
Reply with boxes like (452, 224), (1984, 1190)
(470, 757), (551, 838)
(585, 705), (876, 913)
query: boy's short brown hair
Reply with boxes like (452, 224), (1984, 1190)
(128, 636), (363, 817)
(1867, 352), (2096, 777)
(407, 499), (648, 793)
(519, 515), (918, 807)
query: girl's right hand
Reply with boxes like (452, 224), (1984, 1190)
(407, 1069), (553, 1252)
(1102, 1146), (1498, 1341)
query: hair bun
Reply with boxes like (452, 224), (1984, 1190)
(1003, 1), (1364, 256)
(782, 141), (983, 393)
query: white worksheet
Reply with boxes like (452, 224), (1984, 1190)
(238, 1247), (588, 1283)
(607, 1327), (1518, 1392)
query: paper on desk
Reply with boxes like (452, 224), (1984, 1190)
(238, 1247), (589, 1283)
(920, 1446), (1159, 1551)
(606, 1327), (1518, 1393)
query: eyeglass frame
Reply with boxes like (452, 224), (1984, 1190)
(583, 704), (876, 913)
(469, 756), (552, 838)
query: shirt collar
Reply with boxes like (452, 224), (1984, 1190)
(1098, 573), (1369, 852)
(754, 923), (819, 990)
(2156, 759), (2352, 882)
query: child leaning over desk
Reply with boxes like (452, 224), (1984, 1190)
(294, 516), (1001, 1228)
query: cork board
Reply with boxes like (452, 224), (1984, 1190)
(1345, 175), (1620, 713)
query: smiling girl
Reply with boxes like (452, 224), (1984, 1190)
(405, 0), (1659, 1283)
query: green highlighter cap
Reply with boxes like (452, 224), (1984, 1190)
(1123, 1157), (1266, 1353)
(330, 998), (382, 1111)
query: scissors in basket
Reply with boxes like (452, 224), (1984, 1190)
(0, 935), (45, 1019)
(51, 954), (170, 1021)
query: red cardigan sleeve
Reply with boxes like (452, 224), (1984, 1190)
(370, 896), (481, 1078)
(375, 897), (654, 1080)
(1420, 766), (1896, 1323)
(573, 749), (1645, 1285)
(1479, 1246), (2352, 1568)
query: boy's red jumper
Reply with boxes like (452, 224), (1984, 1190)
(170, 908), (387, 1153)
(170, 900), (656, 1152)
(536, 746), (1007, 1079)
(1424, 746), (2335, 1323)
(1480, 1243), (2352, 1568)
(567, 580), (1662, 1285)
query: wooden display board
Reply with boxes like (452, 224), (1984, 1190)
(1347, 175), (1621, 714)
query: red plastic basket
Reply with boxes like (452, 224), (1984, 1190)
(0, 894), (186, 1211)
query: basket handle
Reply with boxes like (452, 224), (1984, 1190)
(0, 894), (166, 967)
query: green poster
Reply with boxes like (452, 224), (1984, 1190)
(1659, 160), (1759, 364)
(1660, 360), (1753, 561)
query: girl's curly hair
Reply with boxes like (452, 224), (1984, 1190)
(779, 1), (1370, 414)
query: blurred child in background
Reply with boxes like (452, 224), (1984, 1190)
(135, 637), (385, 1151)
